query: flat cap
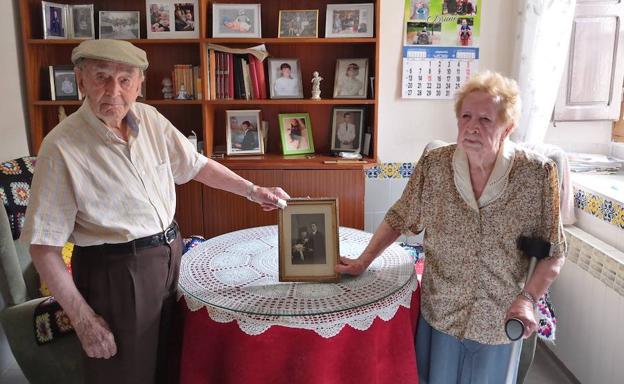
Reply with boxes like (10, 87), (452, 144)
(71, 39), (149, 70)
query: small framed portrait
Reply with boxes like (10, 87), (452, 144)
(278, 113), (314, 156)
(42, 1), (68, 39)
(212, 3), (262, 38)
(278, 10), (319, 38)
(333, 58), (369, 98)
(226, 109), (264, 155)
(147, 1), (199, 39)
(330, 107), (365, 153)
(99, 11), (141, 40)
(48, 65), (81, 101)
(68, 4), (94, 39)
(325, 3), (374, 38)
(268, 58), (303, 99)
(279, 198), (339, 283)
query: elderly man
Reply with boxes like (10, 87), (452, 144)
(21, 39), (289, 384)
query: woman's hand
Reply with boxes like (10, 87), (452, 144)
(335, 256), (369, 276)
(505, 296), (538, 338)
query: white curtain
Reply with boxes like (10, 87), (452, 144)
(510, 0), (576, 143)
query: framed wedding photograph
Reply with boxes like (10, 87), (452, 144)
(278, 10), (319, 38)
(99, 11), (140, 39)
(225, 109), (264, 155)
(278, 113), (314, 156)
(68, 4), (94, 39)
(268, 58), (303, 99)
(49, 65), (81, 100)
(330, 107), (365, 153)
(42, 1), (68, 39)
(212, 3), (261, 38)
(333, 58), (369, 98)
(279, 198), (339, 282)
(147, 0), (199, 39)
(325, 3), (374, 38)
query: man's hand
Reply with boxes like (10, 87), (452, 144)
(72, 311), (117, 359)
(504, 296), (538, 339)
(335, 256), (369, 276)
(251, 186), (290, 211)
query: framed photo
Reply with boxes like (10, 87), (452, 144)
(42, 2), (68, 39)
(278, 10), (319, 38)
(268, 58), (303, 99)
(278, 113), (314, 156)
(330, 107), (365, 153)
(99, 11), (140, 39)
(279, 198), (339, 282)
(325, 3), (374, 38)
(212, 3), (261, 38)
(48, 65), (81, 101)
(226, 110), (264, 155)
(147, 1), (199, 39)
(333, 58), (369, 98)
(68, 4), (94, 39)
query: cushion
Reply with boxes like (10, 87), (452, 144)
(0, 156), (36, 240)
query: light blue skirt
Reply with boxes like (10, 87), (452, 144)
(416, 315), (522, 384)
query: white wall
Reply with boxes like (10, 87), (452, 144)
(544, 121), (613, 154)
(0, 0), (29, 161)
(377, 1), (515, 162)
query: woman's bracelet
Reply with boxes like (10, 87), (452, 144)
(517, 290), (537, 308)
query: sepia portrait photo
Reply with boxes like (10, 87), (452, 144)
(279, 198), (339, 282)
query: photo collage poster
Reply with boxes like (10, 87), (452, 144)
(401, 0), (482, 99)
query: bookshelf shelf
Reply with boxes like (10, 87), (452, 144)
(217, 154), (376, 170)
(19, 0), (379, 238)
(206, 37), (377, 45)
(28, 38), (201, 45)
(205, 99), (375, 105)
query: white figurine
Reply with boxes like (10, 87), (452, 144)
(176, 84), (189, 100)
(311, 71), (323, 100)
(162, 77), (174, 99)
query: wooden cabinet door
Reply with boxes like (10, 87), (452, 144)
(175, 180), (204, 237)
(554, 0), (624, 120)
(281, 169), (364, 230)
(201, 169), (364, 238)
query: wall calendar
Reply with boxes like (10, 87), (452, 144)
(401, 0), (482, 100)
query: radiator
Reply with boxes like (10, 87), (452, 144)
(546, 226), (624, 384)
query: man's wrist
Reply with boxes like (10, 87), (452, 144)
(246, 182), (256, 202)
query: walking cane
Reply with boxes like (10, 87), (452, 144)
(505, 236), (551, 341)
(504, 236), (551, 382)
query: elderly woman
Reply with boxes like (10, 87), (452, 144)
(336, 71), (565, 383)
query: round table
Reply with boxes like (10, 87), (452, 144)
(176, 226), (420, 384)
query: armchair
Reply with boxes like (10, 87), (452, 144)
(0, 202), (83, 383)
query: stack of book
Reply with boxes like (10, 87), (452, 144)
(205, 44), (268, 100)
(172, 64), (201, 99)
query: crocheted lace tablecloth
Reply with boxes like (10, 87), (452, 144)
(177, 226), (417, 337)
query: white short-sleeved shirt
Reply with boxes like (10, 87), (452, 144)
(274, 76), (299, 96)
(20, 100), (209, 247)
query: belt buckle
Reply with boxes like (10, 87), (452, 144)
(164, 227), (176, 244)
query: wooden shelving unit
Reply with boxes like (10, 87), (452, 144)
(18, 0), (379, 238)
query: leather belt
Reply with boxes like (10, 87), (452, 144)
(78, 222), (179, 254)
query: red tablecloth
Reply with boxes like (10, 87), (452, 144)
(177, 289), (420, 384)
